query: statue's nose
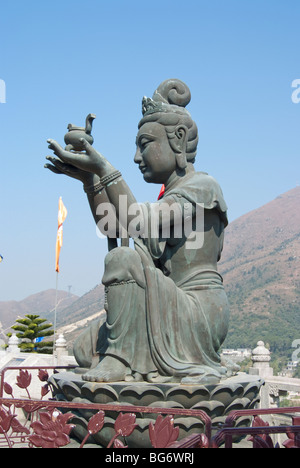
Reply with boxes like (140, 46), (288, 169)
(134, 148), (142, 164)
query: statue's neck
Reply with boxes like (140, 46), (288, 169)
(165, 164), (195, 191)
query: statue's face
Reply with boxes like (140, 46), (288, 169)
(134, 121), (177, 184)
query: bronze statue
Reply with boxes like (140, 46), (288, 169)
(45, 79), (230, 384)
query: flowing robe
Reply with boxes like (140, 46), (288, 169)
(74, 171), (230, 382)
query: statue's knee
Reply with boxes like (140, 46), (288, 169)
(102, 247), (145, 288)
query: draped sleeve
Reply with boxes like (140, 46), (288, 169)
(165, 172), (228, 227)
(141, 172), (228, 262)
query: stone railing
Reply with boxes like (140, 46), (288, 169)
(249, 341), (300, 408)
(248, 340), (300, 446)
(0, 333), (76, 370)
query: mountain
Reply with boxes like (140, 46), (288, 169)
(0, 284), (105, 349)
(219, 186), (300, 355)
(0, 289), (78, 335)
(55, 284), (105, 329)
(54, 284), (106, 351)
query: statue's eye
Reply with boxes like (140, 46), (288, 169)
(140, 139), (151, 150)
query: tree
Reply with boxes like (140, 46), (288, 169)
(7, 314), (54, 354)
(237, 357), (252, 373)
(270, 356), (289, 376)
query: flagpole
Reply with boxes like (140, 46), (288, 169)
(53, 196), (67, 362)
(53, 270), (59, 358)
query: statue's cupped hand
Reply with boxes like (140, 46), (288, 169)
(44, 155), (93, 184)
(46, 138), (113, 176)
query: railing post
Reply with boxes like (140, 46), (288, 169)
(7, 334), (20, 354)
(55, 334), (68, 365)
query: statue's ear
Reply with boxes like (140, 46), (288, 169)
(172, 125), (188, 169)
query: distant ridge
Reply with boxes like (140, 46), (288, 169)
(219, 186), (300, 354)
(0, 289), (78, 335)
(55, 284), (105, 329)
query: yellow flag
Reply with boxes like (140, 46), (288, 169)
(55, 197), (67, 273)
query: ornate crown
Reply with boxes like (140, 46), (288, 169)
(142, 96), (164, 116)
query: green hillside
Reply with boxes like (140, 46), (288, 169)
(219, 187), (300, 360)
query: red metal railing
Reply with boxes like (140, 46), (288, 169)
(0, 365), (77, 398)
(0, 365), (300, 449)
(218, 407), (300, 448)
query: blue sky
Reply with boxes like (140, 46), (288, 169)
(0, 0), (299, 301)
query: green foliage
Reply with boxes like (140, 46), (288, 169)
(279, 398), (294, 408)
(293, 366), (300, 379)
(223, 289), (300, 363)
(7, 314), (54, 354)
(270, 356), (289, 376)
(237, 357), (252, 373)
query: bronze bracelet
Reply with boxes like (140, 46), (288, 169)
(100, 170), (122, 187)
(83, 180), (104, 194)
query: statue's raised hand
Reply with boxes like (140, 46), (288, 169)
(47, 138), (114, 176)
(44, 155), (93, 184)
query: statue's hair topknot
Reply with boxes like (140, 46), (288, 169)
(142, 79), (191, 117)
(153, 79), (191, 107)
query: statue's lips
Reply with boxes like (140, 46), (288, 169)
(139, 166), (147, 174)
